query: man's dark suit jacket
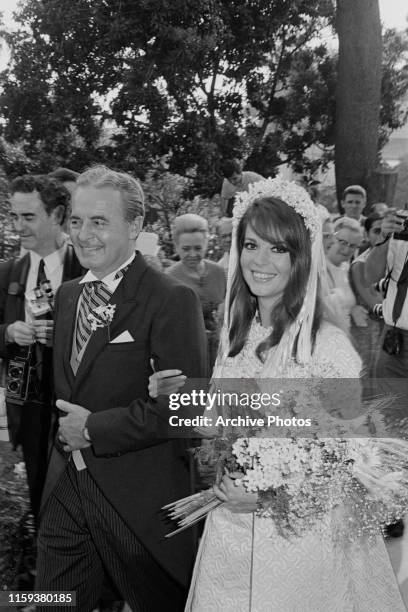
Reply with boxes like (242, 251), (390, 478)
(0, 246), (84, 441)
(49, 253), (208, 588)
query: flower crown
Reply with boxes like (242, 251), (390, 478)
(233, 177), (321, 240)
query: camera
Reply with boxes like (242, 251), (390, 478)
(383, 327), (403, 356)
(6, 353), (39, 403)
(394, 209), (408, 241)
(26, 281), (54, 319)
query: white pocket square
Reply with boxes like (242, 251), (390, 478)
(110, 330), (134, 343)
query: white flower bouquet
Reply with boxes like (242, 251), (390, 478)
(164, 434), (408, 540)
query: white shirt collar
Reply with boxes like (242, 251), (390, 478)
(29, 242), (67, 274)
(80, 252), (136, 292)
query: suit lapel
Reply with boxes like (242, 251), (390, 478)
(71, 254), (148, 393)
(61, 282), (82, 388)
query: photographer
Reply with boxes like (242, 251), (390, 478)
(365, 208), (408, 378)
(0, 174), (83, 521)
(365, 207), (408, 539)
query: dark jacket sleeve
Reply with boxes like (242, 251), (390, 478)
(88, 283), (208, 455)
(0, 260), (15, 359)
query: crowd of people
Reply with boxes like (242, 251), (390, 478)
(0, 161), (407, 611)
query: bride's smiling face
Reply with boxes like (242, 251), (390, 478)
(240, 225), (292, 311)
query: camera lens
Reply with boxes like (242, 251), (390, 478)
(9, 365), (23, 378)
(7, 380), (21, 393)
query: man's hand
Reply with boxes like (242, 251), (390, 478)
(57, 399), (91, 451)
(32, 319), (54, 346)
(6, 321), (35, 346)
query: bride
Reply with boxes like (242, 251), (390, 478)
(150, 178), (405, 611)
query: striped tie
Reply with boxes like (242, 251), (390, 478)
(74, 264), (131, 355)
(75, 281), (112, 355)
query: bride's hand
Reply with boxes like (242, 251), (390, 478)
(213, 472), (258, 513)
(148, 369), (186, 398)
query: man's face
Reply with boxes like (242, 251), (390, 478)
(10, 190), (61, 256)
(227, 172), (243, 188)
(367, 219), (383, 247)
(69, 185), (141, 278)
(342, 194), (365, 219)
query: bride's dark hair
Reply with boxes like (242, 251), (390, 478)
(228, 197), (322, 361)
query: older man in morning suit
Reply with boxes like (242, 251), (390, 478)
(36, 166), (208, 611)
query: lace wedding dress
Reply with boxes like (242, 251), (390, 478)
(185, 321), (405, 612)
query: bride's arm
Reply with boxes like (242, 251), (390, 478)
(314, 324), (367, 422)
(148, 365), (186, 398)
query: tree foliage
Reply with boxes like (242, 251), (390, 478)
(0, 0), (407, 197)
(380, 27), (408, 147)
(0, 0), (336, 190)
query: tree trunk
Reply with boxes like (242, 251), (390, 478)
(335, 0), (382, 207)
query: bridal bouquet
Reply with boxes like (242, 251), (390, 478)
(231, 436), (408, 539)
(164, 429), (408, 541)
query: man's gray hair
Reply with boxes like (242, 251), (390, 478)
(77, 165), (144, 222)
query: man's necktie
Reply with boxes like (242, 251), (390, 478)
(75, 281), (112, 355)
(36, 258), (48, 287)
(74, 264), (131, 356)
(392, 257), (408, 324)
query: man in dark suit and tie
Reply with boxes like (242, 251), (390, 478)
(36, 165), (208, 611)
(0, 174), (83, 521)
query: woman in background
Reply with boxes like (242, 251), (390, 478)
(326, 217), (365, 331)
(167, 214), (226, 370)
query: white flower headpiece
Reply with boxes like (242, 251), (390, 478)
(232, 177), (321, 240)
(214, 177), (326, 379)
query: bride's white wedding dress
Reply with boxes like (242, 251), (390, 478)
(186, 321), (406, 612)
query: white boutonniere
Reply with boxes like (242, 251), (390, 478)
(87, 304), (116, 332)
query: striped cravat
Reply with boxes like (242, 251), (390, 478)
(74, 264), (131, 355)
(75, 281), (112, 355)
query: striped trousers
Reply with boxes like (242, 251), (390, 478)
(36, 461), (187, 612)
